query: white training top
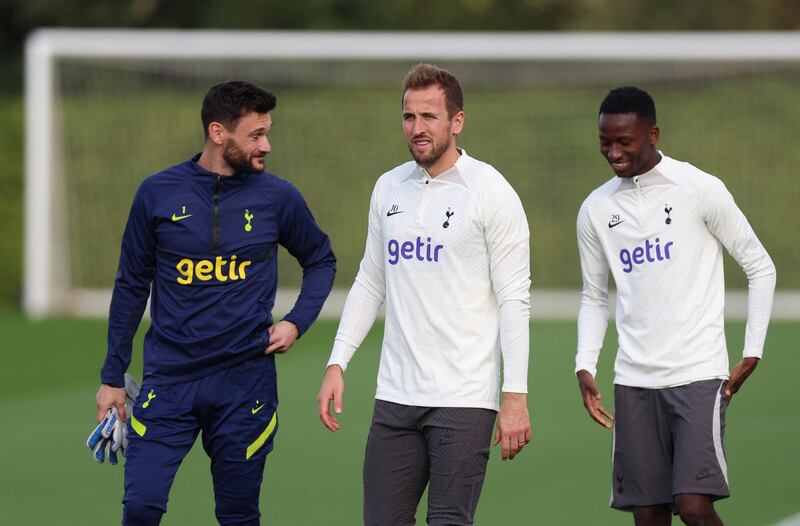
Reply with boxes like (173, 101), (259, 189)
(576, 153), (776, 388)
(327, 150), (531, 410)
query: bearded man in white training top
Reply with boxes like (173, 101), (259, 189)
(317, 63), (533, 526)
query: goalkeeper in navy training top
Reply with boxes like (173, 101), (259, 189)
(95, 80), (336, 526)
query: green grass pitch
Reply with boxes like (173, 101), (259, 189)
(0, 313), (796, 525)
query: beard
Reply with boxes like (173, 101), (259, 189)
(408, 136), (450, 168)
(223, 139), (264, 174)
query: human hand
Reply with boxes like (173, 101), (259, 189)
(96, 384), (127, 423)
(577, 370), (614, 429)
(265, 320), (300, 354)
(317, 365), (345, 432)
(725, 357), (760, 401)
(493, 392), (531, 461)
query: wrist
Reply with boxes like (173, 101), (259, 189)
(502, 391), (527, 403)
(279, 319), (301, 336)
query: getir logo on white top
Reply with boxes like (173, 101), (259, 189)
(387, 236), (444, 265)
(619, 237), (674, 273)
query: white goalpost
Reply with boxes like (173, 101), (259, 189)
(24, 30), (800, 319)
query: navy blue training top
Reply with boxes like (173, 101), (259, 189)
(101, 155), (336, 387)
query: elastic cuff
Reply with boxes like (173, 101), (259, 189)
(325, 359), (347, 373)
(101, 372), (125, 388)
(281, 317), (306, 338)
(327, 340), (356, 372)
(742, 348), (763, 359)
(575, 364), (598, 377)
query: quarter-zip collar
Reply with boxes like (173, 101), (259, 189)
(630, 150), (664, 186)
(189, 153), (255, 184)
(616, 151), (669, 192)
(410, 148), (470, 187)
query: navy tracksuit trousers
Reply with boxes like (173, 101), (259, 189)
(122, 354), (279, 525)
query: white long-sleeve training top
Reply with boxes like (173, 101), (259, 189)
(327, 150), (531, 410)
(576, 153), (776, 388)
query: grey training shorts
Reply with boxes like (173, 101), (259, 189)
(611, 379), (730, 511)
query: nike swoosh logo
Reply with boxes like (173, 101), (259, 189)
(251, 404), (266, 415)
(696, 473), (714, 481)
(387, 210), (404, 217)
(172, 213), (194, 221)
(608, 220), (624, 228)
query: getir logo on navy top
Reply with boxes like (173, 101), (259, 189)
(619, 238), (674, 273)
(176, 256), (251, 284)
(388, 237), (444, 265)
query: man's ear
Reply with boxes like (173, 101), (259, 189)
(451, 110), (465, 135)
(649, 125), (660, 145)
(207, 122), (226, 146)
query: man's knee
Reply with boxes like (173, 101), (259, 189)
(675, 495), (720, 526)
(122, 501), (164, 526)
(123, 471), (169, 526)
(632, 504), (671, 526)
(214, 495), (260, 526)
(678, 506), (716, 526)
(211, 458), (264, 525)
(364, 496), (417, 526)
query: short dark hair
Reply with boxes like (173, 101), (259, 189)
(201, 81), (277, 138)
(599, 86), (656, 125)
(403, 63), (464, 118)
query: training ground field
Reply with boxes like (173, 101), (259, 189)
(0, 314), (797, 525)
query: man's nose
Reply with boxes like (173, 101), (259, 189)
(259, 136), (271, 153)
(412, 119), (427, 137)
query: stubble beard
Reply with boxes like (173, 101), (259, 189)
(223, 139), (264, 174)
(408, 138), (450, 168)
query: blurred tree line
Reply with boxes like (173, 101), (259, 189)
(2, 0), (800, 92)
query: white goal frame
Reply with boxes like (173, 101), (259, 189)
(24, 29), (800, 319)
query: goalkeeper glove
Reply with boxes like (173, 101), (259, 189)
(87, 407), (124, 464)
(87, 374), (141, 464)
(124, 373), (141, 411)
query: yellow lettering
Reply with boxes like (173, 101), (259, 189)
(175, 256), (251, 285)
(229, 255), (239, 280)
(176, 259), (193, 285)
(214, 256), (228, 282)
(238, 260), (251, 279)
(195, 260), (213, 281)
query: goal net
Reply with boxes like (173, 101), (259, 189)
(25, 30), (800, 318)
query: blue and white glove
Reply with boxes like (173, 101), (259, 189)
(87, 374), (140, 464)
(87, 407), (124, 464)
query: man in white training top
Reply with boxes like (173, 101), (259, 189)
(317, 63), (532, 525)
(576, 86), (776, 526)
